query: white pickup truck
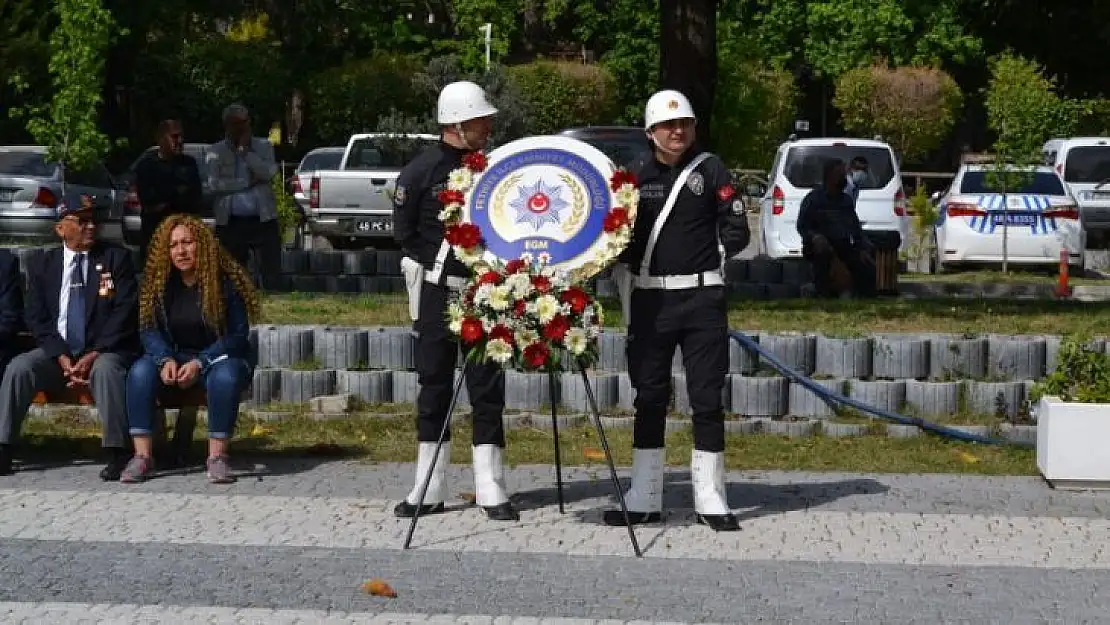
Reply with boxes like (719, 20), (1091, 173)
(306, 132), (439, 249)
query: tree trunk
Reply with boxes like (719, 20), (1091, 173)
(659, 0), (717, 148)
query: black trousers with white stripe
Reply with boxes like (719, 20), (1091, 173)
(413, 282), (506, 446)
(625, 286), (729, 452)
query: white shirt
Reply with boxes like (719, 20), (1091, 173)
(57, 247), (89, 340)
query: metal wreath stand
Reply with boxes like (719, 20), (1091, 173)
(401, 349), (644, 558)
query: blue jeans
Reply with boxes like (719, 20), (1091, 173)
(126, 353), (252, 439)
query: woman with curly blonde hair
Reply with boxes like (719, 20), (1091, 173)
(121, 214), (260, 484)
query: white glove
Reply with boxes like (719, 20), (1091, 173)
(400, 256), (424, 322)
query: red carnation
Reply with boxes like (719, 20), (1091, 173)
(531, 274), (552, 294)
(463, 151), (488, 173)
(609, 169), (638, 192)
(477, 270), (502, 286)
(560, 287), (591, 315)
(437, 189), (465, 206)
(513, 299), (528, 317)
(717, 184), (736, 202)
(603, 207), (630, 233)
(504, 258), (526, 274)
(459, 317), (484, 344)
(489, 324), (513, 343)
(445, 223), (482, 248)
(542, 315), (571, 342)
(464, 285), (478, 305)
(523, 342), (550, 368)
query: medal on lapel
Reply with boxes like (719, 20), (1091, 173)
(96, 264), (114, 297)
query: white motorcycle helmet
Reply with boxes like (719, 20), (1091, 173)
(437, 80), (499, 125)
(643, 89), (696, 130)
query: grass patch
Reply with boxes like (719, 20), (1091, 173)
(261, 292), (1110, 336)
(20, 412), (1035, 476)
(904, 269), (1103, 285)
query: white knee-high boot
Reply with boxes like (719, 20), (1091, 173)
(472, 444), (510, 506)
(623, 448), (665, 513)
(404, 442), (452, 505)
(691, 449), (730, 516)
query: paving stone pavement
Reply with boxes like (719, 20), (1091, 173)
(2, 458), (1110, 623)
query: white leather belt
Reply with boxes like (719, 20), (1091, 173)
(632, 271), (725, 290)
(426, 273), (467, 290)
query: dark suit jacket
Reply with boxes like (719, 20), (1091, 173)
(0, 248), (25, 358)
(24, 242), (140, 360)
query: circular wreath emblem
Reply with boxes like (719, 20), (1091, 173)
(437, 149), (640, 371)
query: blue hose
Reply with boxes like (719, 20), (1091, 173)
(727, 331), (1033, 448)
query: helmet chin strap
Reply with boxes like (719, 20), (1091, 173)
(455, 122), (475, 150)
(649, 132), (687, 157)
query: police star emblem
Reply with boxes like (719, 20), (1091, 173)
(509, 178), (569, 230)
(393, 186), (406, 207)
(687, 172), (704, 195)
(667, 99), (679, 109)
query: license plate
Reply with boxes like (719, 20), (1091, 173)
(0, 190), (14, 202)
(991, 213), (1036, 225)
(356, 219), (391, 233)
(1092, 191), (1110, 200)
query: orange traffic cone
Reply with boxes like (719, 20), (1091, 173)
(1056, 249), (1072, 298)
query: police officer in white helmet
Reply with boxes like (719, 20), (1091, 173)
(392, 80), (519, 522)
(605, 89), (750, 532)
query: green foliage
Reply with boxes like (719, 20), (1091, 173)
(1030, 338), (1110, 404)
(983, 52), (1081, 192)
(177, 38), (289, 138)
(1075, 99), (1110, 136)
(307, 53), (425, 145)
(833, 65), (963, 165)
(442, 0), (520, 71)
(410, 55), (532, 146)
(0, 0), (50, 141)
(714, 63), (798, 168)
(507, 61), (618, 134)
(271, 171), (299, 241)
(9, 0), (126, 179)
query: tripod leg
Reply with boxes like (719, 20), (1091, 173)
(402, 363), (468, 550)
(578, 364), (643, 558)
(548, 369), (565, 514)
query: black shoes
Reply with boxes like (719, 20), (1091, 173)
(696, 512), (742, 532)
(481, 502), (520, 521)
(392, 499), (520, 521)
(602, 510), (662, 526)
(0, 445), (11, 476)
(99, 447), (130, 481)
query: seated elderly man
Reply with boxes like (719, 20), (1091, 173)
(0, 196), (139, 478)
(0, 248), (24, 388)
(796, 159), (877, 299)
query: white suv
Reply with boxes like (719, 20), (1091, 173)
(1042, 137), (1110, 248)
(758, 137), (909, 258)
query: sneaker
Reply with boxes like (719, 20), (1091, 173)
(119, 456), (154, 483)
(206, 455), (236, 484)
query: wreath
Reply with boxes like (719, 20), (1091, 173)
(438, 150), (640, 371)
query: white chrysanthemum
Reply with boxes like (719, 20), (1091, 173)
(438, 203), (462, 222)
(564, 328), (588, 355)
(505, 272), (532, 298)
(456, 245), (483, 266)
(487, 285), (511, 311)
(448, 317), (463, 334)
(473, 283), (493, 305)
(533, 294), (560, 324)
(447, 168), (473, 191)
(514, 327), (539, 348)
(615, 186), (639, 208)
(486, 338), (514, 364)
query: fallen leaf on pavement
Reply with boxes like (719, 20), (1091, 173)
(458, 491), (476, 504)
(956, 451), (980, 464)
(362, 578), (397, 597)
(250, 424), (272, 437)
(583, 447), (605, 461)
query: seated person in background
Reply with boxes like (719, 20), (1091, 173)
(121, 214), (259, 485)
(0, 196), (138, 478)
(0, 248), (24, 383)
(797, 159), (877, 298)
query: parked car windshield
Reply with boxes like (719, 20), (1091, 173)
(0, 150), (54, 177)
(960, 170), (1066, 195)
(299, 149), (344, 172)
(781, 145), (896, 189)
(345, 136), (438, 169)
(564, 129), (652, 168)
(1063, 146), (1110, 184)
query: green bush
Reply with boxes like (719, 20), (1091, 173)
(410, 55), (532, 146)
(507, 60), (619, 134)
(1030, 338), (1110, 404)
(833, 65), (963, 166)
(307, 53), (425, 145)
(714, 61), (798, 169)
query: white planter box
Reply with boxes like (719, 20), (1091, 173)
(1036, 396), (1110, 489)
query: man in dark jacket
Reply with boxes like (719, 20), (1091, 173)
(0, 196), (139, 478)
(797, 159), (877, 298)
(0, 249), (24, 382)
(134, 119), (203, 264)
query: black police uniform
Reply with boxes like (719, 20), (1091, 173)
(603, 147), (750, 529)
(391, 140), (516, 521)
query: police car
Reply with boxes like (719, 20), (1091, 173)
(932, 156), (1084, 271)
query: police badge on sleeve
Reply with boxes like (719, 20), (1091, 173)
(393, 185), (407, 207)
